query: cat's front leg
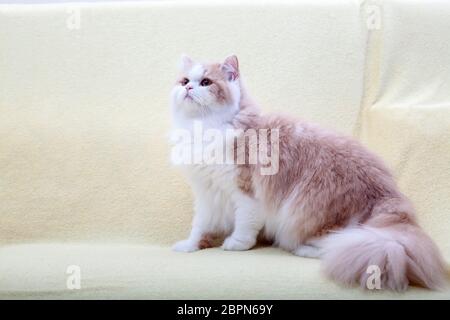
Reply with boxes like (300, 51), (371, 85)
(172, 227), (204, 252)
(172, 194), (213, 253)
(222, 195), (264, 251)
(172, 226), (209, 252)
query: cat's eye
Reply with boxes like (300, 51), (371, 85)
(200, 78), (212, 86)
(181, 78), (189, 86)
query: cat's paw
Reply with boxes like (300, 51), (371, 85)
(172, 239), (199, 252)
(221, 236), (255, 251)
(293, 245), (322, 258)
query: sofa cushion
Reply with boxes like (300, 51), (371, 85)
(1, 244), (448, 299)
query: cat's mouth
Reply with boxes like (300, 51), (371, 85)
(184, 93), (193, 101)
(182, 91), (204, 107)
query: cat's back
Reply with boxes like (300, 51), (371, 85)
(252, 112), (401, 204)
(260, 112), (392, 176)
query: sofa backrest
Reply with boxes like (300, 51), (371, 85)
(1, 1), (449, 261)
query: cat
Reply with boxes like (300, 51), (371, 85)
(169, 54), (447, 291)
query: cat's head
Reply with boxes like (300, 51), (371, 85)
(170, 55), (241, 119)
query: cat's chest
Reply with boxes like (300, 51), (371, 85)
(185, 163), (238, 195)
(171, 121), (241, 193)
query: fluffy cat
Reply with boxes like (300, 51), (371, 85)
(169, 54), (447, 291)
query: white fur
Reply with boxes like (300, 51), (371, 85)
(189, 64), (205, 82)
(294, 245), (322, 258)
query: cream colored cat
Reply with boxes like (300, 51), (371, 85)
(170, 55), (446, 291)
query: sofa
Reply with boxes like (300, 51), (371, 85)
(1, 0), (449, 299)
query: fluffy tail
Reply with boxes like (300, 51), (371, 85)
(321, 211), (447, 291)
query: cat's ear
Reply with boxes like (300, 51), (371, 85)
(178, 54), (193, 71)
(221, 55), (239, 81)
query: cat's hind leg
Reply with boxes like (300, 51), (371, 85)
(292, 234), (329, 258)
(293, 244), (322, 259)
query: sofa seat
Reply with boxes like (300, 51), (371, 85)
(1, 244), (449, 299)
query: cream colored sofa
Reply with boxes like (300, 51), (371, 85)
(1, 0), (450, 299)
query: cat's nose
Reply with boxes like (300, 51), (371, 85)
(185, 85), (193, 91)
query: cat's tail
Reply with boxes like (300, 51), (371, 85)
(320, 200), (448, 291)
